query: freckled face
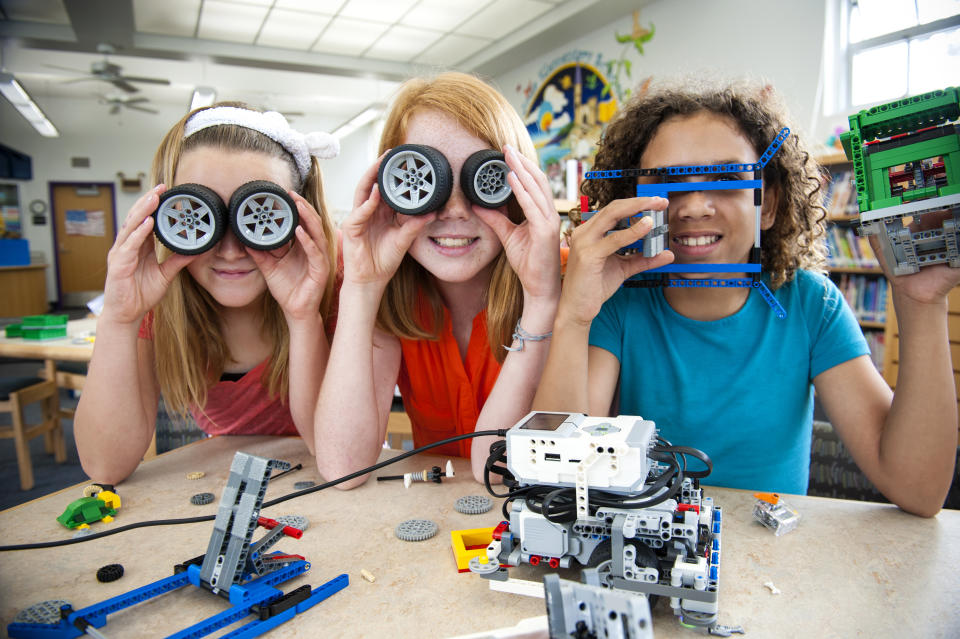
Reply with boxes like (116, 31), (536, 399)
(398, 109), (505, 286)
(638, 111), (774, 272)
(177, 147), (295, 308)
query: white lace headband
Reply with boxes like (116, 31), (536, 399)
(183, 106), (340, 180)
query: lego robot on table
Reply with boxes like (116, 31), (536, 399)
(839, 86), (960, 275)
(8, 451), (348, 639)
(471, 411), (740, 637)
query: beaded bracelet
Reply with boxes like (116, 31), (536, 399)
(503, 322), (553, 352)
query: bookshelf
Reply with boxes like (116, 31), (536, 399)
(819, 152), (886, 372)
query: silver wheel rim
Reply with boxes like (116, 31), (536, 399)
(473, 159), (510, 205)
(156, 194), (218, 252)
(383, 149), (439, 210)
(235, 192), (295, 247)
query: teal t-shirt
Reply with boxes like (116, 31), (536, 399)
(588, 270), (870, 494)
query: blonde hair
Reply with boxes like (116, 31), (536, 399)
(150, 102), (337, 415)
(376, 72), (535, 362)
(582, 76), (827, 289)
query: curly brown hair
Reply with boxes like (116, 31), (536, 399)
(581, 77), (828, 289)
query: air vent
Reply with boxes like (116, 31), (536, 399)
(71, 157), (91, 168)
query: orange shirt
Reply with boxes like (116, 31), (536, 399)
(397, 307), (501, 458)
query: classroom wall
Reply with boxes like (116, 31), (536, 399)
(494, 0), (831, 150)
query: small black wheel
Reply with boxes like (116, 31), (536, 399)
(96, 563), (124, 583)
(228, 180), (299, 251)
(461, 149), (512, 208)
(154, 184), (227, 255)
(377, 144), (452, 215)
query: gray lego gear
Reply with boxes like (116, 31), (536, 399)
(454, 495), (493, 515)
(394, 518), (438, 542)
(190, 492), (215, 505)
(276, 514), (308, 532)
(293, 481), (315, 490)
(13, 600), (71, 625)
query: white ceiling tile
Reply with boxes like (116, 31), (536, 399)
(338, 0), (419, 24)
(257, 9), (332, 49)
(399, 0), (492, 31)
(311, 17), (388, 56)
(275, 0), (344, 12)
(198, 1), (270, 43)
(364, 24), (442, 62)
(134, 0), (202, 37)
(1, 0), (69, 23)
(414, 33), (492, 67)
(456, 0), (552, 39)
(215, 0), (273, 6)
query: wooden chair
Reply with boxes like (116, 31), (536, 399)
(386, 411), (413, 450)
(0, 375), (66, 490)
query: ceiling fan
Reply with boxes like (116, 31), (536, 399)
(99, 94), (159, 115)
(47, 43), (170, 94)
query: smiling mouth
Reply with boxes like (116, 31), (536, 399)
(431, 237), (477, 248)
(673, 235), (720, 247)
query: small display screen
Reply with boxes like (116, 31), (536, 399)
(518, 412), (568, 431)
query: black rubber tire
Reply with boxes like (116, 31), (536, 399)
(153, 184), (227, 255)
(377, 144), (452, 215)
(228, 180), (299, 251)
(461, 149), (512, 208)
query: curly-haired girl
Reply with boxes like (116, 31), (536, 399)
(534, 77), (959, 516)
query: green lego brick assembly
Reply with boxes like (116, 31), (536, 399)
(4, 324), (23, 338)
(840, 87), (959, 214)
(21, 327), (67, 340)
(21, 314), (68, 327)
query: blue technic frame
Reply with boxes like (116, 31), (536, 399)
(581, 127), (790, 318)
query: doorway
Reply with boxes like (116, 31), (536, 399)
(49, 182), (117, 308)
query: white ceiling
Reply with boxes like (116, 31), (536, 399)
(0, 0), (642, 134)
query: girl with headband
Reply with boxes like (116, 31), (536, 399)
(75, 102), (340, 484)
(315, 72), (567, 487)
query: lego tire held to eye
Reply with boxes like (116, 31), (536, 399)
(377, 144), (453, 215)
(228, 180), (299, 251)
(461, 149), (512, 208)
(153, 183), (228, 255)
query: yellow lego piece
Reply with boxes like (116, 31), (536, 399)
(450, 527), (496, 573)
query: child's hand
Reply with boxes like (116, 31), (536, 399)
(558, 197), (675, 326)
(100, 185), (197, 325)
(472, 144), (561, 303)
(341, 154), (435, 289)
(872, 211), (960, 306)
(248, 192), (330, 322)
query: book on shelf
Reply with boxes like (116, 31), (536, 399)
(826, 225), (879, 269)
(823, 169), (859, 219)
(833, 272), (887, 324)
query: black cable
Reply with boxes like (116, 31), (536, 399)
(0, 429), (506, 552)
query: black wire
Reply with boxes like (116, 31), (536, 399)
(0, 429), (506, 551)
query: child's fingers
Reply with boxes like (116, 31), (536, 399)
(473, 207), (517, 244)
(622, 249), (675, 280)
(504, 147), (553, 222)
(394, 212), (436, 247)
(353, 153), (389, 208)
(117, 185), (164, 245)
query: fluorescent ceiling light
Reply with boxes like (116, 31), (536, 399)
(0, 72), (59, 138)
(332, 105), (385, 139)
(190, 86), (217, 111)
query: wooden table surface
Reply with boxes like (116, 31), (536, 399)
(0, 317), (96, 362)
(0, 435), (958, 638)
